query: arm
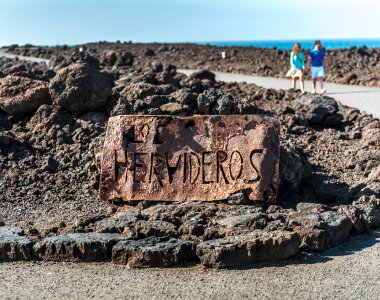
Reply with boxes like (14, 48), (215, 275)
(306, 56), (312, 71)
(290, 52), (295, 69)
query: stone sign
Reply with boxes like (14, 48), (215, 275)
(99, 115), (280, 203)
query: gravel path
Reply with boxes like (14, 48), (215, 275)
(179, 69), (380, 119)
(0, 231), (379, 300)
(0, 49), (50, 64)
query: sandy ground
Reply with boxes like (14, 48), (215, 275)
(0, 231), (379, 300)
(179, 69), (380, 119)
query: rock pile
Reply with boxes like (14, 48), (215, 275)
(0, 48), (379, 268)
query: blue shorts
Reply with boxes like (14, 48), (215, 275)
(312, 66), (325, 79)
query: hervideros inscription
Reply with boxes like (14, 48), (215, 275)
(99, 115), (280, 203)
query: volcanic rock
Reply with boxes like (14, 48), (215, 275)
(190, 70), (216, 82)
(49, 63), (114, 114)
(297, 95), (343, 127)
(279, 144), (311, 191)
(112, 237), (196, 267)
(196, 230), (301, 268)
(289, 208), (352, 251)
(0, 75), (51, 115)
(27, 104), (74, 134)
(338, 199), (380, 233)
(212, 93), (234, 114)
(134, 220), (178, 238)
(33, 233), (128, 262)
(120, 82), (161, 101)
(101, 50), (134, 67)
(160, 102), (182, 114)
(0, 226), (32, 262)
(95, 212), (142, 233)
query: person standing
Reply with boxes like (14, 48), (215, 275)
(287, 43), (306, 94)
(307, 40), (327, 94)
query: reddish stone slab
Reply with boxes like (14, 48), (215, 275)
(99, 115), (280, 203)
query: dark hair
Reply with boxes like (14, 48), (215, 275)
(314, 40), (322, 46)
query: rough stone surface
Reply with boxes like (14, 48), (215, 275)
(297, 95), (343, 127)
(33, 233), (128, 262)
(289, 207), (353, 251)
(49, 63), (113, 114)
(0, 75), (51, 115)
(112, 237), (196, 267)
(196, 230), (301, 268)
(95, 212), (142, 233)
(100, 115), (280, 202)
(0, 226), (32, 262)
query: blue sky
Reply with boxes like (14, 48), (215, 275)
(1, 0), (379, 46)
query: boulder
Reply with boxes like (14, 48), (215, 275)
(49, 63), (113, 114)
(0, 226), (32, 262)
(144, 48), (155, 56)
(279, 145), (311, 191)
(112, 237), (196, 267)
(0, 75), (51, 115)
(361, 120), (380, 147)
(33, 233), (128, 262)
(338, 200), (380, 233)
(296, 95), (343, 127)
(196, 230), (301, 268)
(289, 209), (352, 251)
(190, 70), (216, 82)
(101, 50), (134, 67)
(27, 104), (74, 134)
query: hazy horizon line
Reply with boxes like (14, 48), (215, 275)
(2, 37), (380, 48)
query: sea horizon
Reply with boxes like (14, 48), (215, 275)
(195, 38), (380, 50)
(2, 38), (380, 51)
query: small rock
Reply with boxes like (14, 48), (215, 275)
(160, 102), (182, 115)
(96, 212), (142, 233)
(112, 237), (196, 267)
(212, 93), (234, 114)
(134, 220), (178, 238)
(216, 212), (267, 228)
(42, 156), (59, 172)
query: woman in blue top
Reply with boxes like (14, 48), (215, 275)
(287, 43), (305, 94)
(307, 40), (327, 94)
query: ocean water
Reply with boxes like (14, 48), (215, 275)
(196, 39), (380, 50)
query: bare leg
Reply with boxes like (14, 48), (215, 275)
(300, 75), (305, 93)
(319, 77), (326, 94)
(312, 79), (317, 94)
(292, 78), (297, 89)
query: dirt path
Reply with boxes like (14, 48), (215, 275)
(179, 69), (380, 119)
(0, 231), (379, 300)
